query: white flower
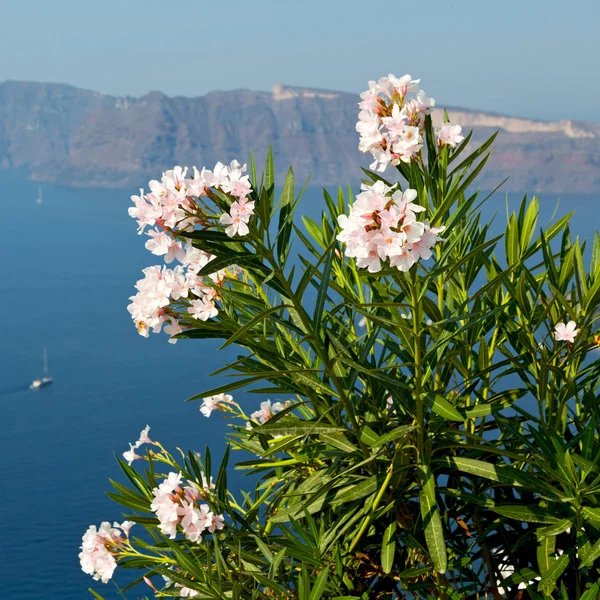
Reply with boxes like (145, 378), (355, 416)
(178, 585), (199, 597)
(386, 396), (396, 415)
(200, 393), (233, 417)
(554, 320), (579, 343)
(115, 520), (135, 537)
(123, 443), (142, 466)
(134, 425), (153, 448)
(163, 318), (183, 344)
(188, 298), (218, 321)
(436, 122), (464, 148)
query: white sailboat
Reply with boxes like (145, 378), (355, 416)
(36, 186), (43, 205)
(31, 348), (53, 389)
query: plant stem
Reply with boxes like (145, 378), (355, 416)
(411, 270), (424, 458)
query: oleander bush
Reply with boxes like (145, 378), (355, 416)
(80, 74), (600, 599)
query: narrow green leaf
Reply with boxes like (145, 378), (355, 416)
(419, 464), (447, 573)
(427, 394), (463, 421)
(536, 519), (573, 539)
(376, 425), (416, 447)
(276, 166), (295, 262)
(332, 475), (382, 505)
(265, 146), (275, 190)
(492, 505), (560, 524)
(309, 567), (330, 600)
(320, 432), (359, 453)
(580, 582), (600, 600)
(258, 418), (347, 437)
(359, 425), (381, 447)
(219, 305), (287, 349)
(537, 554), (569, 594)
(381, 522), (397, 574)
(583, 507), (600, 524)
(537, 535), (556, 576)
(313, 245), (335, 330)
(581, 538), (600, 568)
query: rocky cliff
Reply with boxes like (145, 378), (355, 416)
(1, 80), (599, 194)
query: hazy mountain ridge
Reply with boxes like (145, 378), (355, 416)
(1, 80), (599, 194)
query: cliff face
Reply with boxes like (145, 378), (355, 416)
(1, 80), (599, 194)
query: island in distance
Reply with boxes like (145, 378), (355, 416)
(0, 80), (598, 194)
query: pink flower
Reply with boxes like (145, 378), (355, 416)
(208, 513), (225, 533)
(219, 211), (250, 237)
(436, 122), (464, 148)
(554, 320), (579, 343)
(79, 522), (129, 583)
(188, 298), (218, 321)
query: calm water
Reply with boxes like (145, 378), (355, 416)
(0, 172), (598, 599)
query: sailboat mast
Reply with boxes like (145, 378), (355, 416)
(43, 347), (48, 376)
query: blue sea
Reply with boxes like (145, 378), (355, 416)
(0, 171), (598, 599)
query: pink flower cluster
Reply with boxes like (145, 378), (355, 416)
(127, 243), (226, 342)
(128, 161), (253, 236)
(337, 181), (444, 273)
(150, 472), (224, 542)
(356, 73), (463, 172)
(128, 160), (254, 341)
(79, 521), (134, 583)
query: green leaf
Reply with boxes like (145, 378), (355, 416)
(276, 166), (295, 263)
(381, 522), (397, 574)
(332, 475), (382, 505)
(536, 519), (573, 539)
(197, 251), (267, 276)
(439, 456), (548, 491)
(492, 505), (560, 524)
(449, 132), (498, 175)
(313, 245), (335, 331)
(537, 535), (556, 576)
(309, 567), (330, 600)
(580, 582), (600, 600)
(537, 553), (569, 595)
(359, 425), (381, 447)
(320, 432), (359, 453)
(265, 146), (275, 190)
(427, 393), (463, 421)
(219, 304), (287, 349)
(376, 425), (416, 447)
(419, 464), (447, 574)
(258, 418), (347, 437)
(583, 507), (600, 524)
(580, 538), (600, 568)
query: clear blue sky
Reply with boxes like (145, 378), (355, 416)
(1, 0), (599, 122)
